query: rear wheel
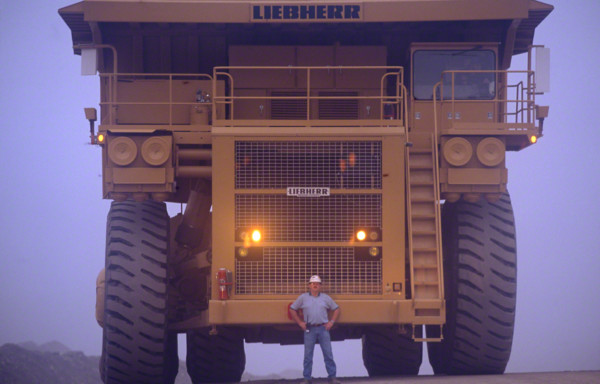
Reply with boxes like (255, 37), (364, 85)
(427, 193), (517, 374)
(186, 327), (246, 383)
(362, 326), (422, 376)
(101, 201), (177, 384)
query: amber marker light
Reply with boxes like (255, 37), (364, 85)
(252, 230), (261, 242)
(369, 247), (380, 257)
(530, 135), (538, 144)
(356, 230), (367, 241)
(238, 247), (249, 257)
(97, 134), (105, 144)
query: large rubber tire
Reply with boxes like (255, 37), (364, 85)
(101, 201), (178, 384)
(362, 326), (422, 376)
(427, 193), (517, 375)
(186, 327), (246, 383)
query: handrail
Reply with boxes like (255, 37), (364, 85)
(431, 84), (444, 302)
(437, 69), (537, 126)
(97, 66), (407, 128)
(98, 72), (213, 125)
(404, 81), (415, 306)
(213, 65), (406, 127)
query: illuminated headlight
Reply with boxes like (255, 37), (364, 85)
(356, 229), (380, 242)
(239, 229), (262, 244)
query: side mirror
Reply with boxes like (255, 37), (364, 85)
(535, 47), (550, 93)
(81, 48), (98, 76)
(84, 107), (98, 145)
(84, 107), (97, 122)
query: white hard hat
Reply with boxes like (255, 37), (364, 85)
(309, 275), (322, 283)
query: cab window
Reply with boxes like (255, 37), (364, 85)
(413, 50), (496, 100)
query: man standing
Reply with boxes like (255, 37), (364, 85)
(290, 275), (341, 384)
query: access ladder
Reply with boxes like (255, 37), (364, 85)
(405, 132), (445, 341)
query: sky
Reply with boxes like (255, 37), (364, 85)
(0, 0), (599, 379)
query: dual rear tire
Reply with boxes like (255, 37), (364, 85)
(362, 326), (422, 376)
(186, 327), (246, 383)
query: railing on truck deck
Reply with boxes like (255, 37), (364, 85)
(434, 68), (540, 131)
(97, 67), (407, 129)
(98, 73), (214, 126)
(212, 66), (406, 128)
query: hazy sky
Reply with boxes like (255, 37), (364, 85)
(0, 0), (599, 378)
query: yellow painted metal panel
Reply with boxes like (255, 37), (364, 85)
(447, 168), (504, 185)
(211, 136), (237, 301)
(111, 167), (166, 184)
(208, 299), (444, 325)
(81, 0), (529, 23)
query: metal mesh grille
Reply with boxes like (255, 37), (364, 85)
(235, 247), (382, 295)
(235, 141), (382, 189)
(236, 194), (381, 242)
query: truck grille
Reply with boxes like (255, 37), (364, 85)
(235, 247), (382, 295)
(235, 194), (381, 242)
(235, 141), (382, 189)
(234, 140), (383, 295)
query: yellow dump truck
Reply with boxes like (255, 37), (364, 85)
(60, 0), (552, 382)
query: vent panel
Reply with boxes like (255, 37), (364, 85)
(319, 91), (359, 120)
(271, 91), (307, 120)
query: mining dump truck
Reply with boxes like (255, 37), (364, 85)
(60, 0), (552, 382)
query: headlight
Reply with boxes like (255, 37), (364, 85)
(141, 136), (170, 166)
(476, 137), (505, 167)
(108, 137), (137, 166)
(443, 137), (473, 167)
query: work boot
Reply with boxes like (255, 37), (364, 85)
(328, 378), (341, 384)
(303, 379), (312, 384)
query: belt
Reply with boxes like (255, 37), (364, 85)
(307, 323), (324, 327)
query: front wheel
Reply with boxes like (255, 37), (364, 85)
(101, 201), (177, 384)
(427, 193), (517, 375)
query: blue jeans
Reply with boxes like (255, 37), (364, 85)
(303, 325), (336, 379)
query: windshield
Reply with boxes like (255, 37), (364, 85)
(413, 50), (496, 100)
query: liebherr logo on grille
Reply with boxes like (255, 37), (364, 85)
(287, 187), (330, 197)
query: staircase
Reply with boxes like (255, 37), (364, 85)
(405, 132), (444, 341)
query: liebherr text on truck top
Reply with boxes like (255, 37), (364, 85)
(60, 0), (553, 382)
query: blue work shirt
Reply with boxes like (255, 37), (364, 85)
(291, 292), (339, 324)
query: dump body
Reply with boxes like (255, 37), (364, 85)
(61, 0), (552, 381)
